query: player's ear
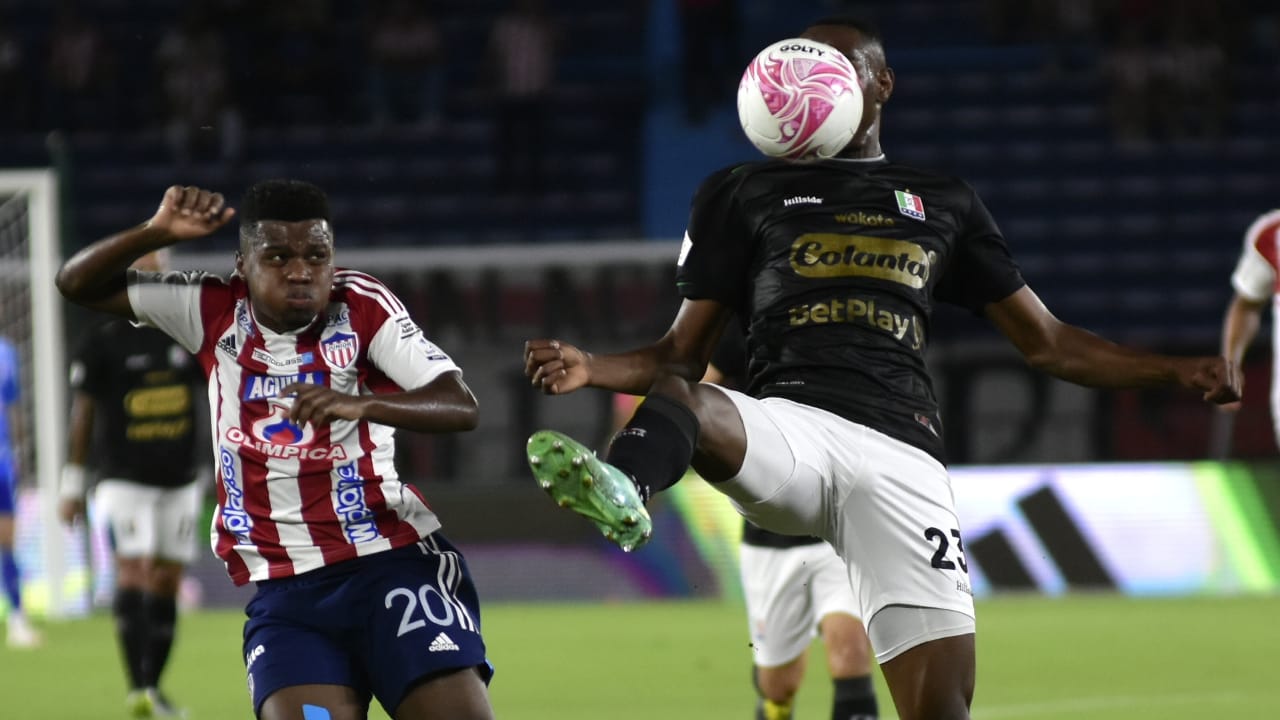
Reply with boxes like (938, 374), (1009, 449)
(234, 251), (245, 277)
(877, 67), (894, 105)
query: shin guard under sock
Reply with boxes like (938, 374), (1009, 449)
(605, 394), (699, 502)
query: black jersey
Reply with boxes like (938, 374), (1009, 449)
(679, 157), (1025, 464)
(69, 320), (203, 488)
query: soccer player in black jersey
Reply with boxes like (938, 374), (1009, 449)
(58, 249), (205, 718)
(524, 17), (1240, 720)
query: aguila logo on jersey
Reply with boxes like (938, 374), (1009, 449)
(243, 372), (327, 401)
(321, 332), (358, 368)
(895, 190), (926, 221)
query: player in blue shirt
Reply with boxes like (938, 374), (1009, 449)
(0, 336), (39, 648)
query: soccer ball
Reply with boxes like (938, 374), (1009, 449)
(737, 38), (864, 160)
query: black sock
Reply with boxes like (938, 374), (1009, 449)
(113, 588), (148, 690)
(605, 394), (699, 502)
(142, 592), (178, 689)
(832, 674), (878, 720)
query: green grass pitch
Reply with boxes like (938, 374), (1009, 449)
(10, 595), (1279, 719)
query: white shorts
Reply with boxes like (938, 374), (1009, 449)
(711, 388), (976, 662)
(740, 540), (859, 668)
(94, 480), (202, 563)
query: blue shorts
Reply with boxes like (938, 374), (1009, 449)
(0, 455), (15, 514)
(242, 533), (493, 715)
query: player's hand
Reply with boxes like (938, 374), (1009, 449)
(146, 185), (235, 241)
(58, 497), (85, 526)
(1179, 356), (1241, 404)
(278, 383), (365, 426)
(525, 339), (590, 395)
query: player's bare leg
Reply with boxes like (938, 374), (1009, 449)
(877, 633), (974, 720)
(259, 685), (366, 720)
(394, 667), (495, 720)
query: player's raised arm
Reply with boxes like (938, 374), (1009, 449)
(55, 185), (234, 318)
(985, 285), (1241, 403)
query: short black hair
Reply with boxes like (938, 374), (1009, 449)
(809, 16), (883, 45)
(240, 179), (331, 225)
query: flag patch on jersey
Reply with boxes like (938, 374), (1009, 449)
(895, 190), (926, 221)
(321, 332), (359, 368)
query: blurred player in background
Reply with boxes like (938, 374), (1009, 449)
(524, 17), (1240, 720)
(706, 323), (878, 720)
(58, 249), (205, 718)
(1220, 209), (1280, 438)
(56, 180), (495, 720)
(0, 332), (39, 649)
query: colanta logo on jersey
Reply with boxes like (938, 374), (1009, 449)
(243, 372), (327, 401)
(790, 234), (933, 288)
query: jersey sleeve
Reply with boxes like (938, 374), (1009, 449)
(675, 166), (754, 309)
(365, 311), (461, 391)
(128, 270), (216, 354)
(933, 186), (1026, 314)
(1230, 211), (1280, 302)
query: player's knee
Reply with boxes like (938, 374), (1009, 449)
(756, 664), (804, 702)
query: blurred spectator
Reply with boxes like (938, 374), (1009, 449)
(1150, 5), (1229, 142)
(256, 0), (340, 126)
(1099, 24), (1158, 145)
(44, 4), (117, 132)
(155, 6), (244, 166)
(367, 0), (445, 130)
(678, 0), (739, 125)
(0, 13), (31, 130)
(488, 0), (558, 197)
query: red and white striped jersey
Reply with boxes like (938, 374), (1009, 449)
(129, 268), (461, 585)
(1231, 209), (1280, 302)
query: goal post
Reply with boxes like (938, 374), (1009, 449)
(0, 168), (72, 619)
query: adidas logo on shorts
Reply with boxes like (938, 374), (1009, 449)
(428, 632), (460, 652)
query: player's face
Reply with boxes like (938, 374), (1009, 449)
(236, 219), (335, 333)
(802, 25), (893, 151)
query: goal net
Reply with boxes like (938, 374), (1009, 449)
(0, 169), (76, 619)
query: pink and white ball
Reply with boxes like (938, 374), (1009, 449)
(737, 39), (864, 160)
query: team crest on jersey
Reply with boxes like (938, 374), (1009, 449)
(895, 190), (926, 221)
(321, 332), (358, 368)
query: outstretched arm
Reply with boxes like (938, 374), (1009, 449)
(56, 186), (235, 318)
(986, 286), (1240, 403)
(58, 390), (95, 525)
(525, 298), (733, 395)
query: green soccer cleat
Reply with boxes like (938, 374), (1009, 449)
(526, 430), (653, 552)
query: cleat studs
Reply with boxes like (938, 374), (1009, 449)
(621, 543), (634, 553)
(558, 469), (569, 478)
(528, 455), (541, 466)
(552, 440), (564, 450)
(582, 475), (593, 487)
(557, 498), (571, 508)
(538, 480), (552, 490)
(623, 514), (637, 526)
(571, 455), (584, 467)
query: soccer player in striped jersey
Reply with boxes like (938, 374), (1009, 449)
(1221, 209), (1280, 438)
(524, 17), (1240, 720)
(57, 180), (495, 720)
